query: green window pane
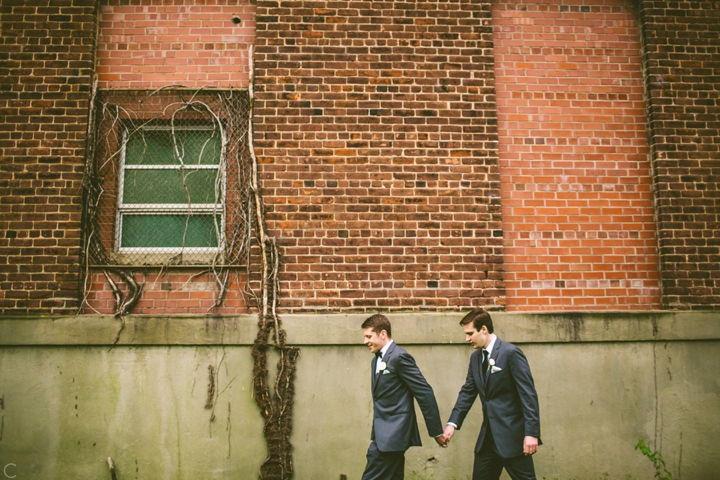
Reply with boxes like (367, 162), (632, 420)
(123, 168), (220, 204)
(125, 129), (221, 166)
(120, 214), (221, 248)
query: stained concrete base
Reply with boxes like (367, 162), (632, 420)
(0, 312), (718, 479)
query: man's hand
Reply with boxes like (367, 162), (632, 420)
(442, 425), (456, 446)
(434, 435), (448, 447)
(523, 436), (538, 456)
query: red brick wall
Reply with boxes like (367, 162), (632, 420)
(493, 0), (662, 310)
(253, 0), (503, 312)
(97, 0), (255, 89)
(639, 1), (720, 310)
(83, 270), (248, 315)
(5, 0), (717, 315)
(82, 0), (255, 315)
(0, 0), (97, 314)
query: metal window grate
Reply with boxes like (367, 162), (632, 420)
(82, 88), (253, 268)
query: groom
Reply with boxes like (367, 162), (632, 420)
(443, 309), (541, 480)
(361, 314), (446, 480)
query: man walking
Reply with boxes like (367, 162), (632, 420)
(361, 314), (446, 480)
(443, 309), (541, 480)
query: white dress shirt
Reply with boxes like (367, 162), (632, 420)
(375, 339), (394, 373)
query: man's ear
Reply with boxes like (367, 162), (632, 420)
(379, 330), (388, 340)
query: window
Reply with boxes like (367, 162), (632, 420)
(116, 124), (225, 255)
(84, 89), (250, 268)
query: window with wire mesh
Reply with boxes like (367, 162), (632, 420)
(83, 89), (253, 267)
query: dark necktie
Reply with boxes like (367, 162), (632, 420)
(481, 349), (489, 377)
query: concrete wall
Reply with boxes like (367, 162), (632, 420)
(1, 312), (718, 479)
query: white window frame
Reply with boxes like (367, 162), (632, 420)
(114, 124), (227, 255)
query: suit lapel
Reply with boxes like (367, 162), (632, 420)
(476, 348), (487, 397)
(485, 338), (503, 393)
(372, 342), (395, 394)
(371, 355), (378, 393)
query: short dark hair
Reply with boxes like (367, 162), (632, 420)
(362, 313), (392, 338)
(459, 308), (494, 334)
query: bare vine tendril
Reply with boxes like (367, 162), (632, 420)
(80, 51), (299, 478)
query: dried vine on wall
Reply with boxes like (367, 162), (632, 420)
(247, 45), (300, 480)
(80, 51), (300, 477)
(80, 86), (254, 315)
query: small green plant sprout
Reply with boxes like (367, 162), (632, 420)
(635, 439), (673, 480)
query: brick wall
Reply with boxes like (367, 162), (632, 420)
(5, 0), (717, 315)
(82, 0), (256, 315)
(0, 0), (97, 314)
(493, 0), (662, 310)
(253, 0), (503, 312)
(97, 0), (255, 89)
(639, 1), (720, 309)
(83, 270), (248, 315)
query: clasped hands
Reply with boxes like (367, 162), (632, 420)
(434, 425), (456, 448)
(435, 426), (539, 455)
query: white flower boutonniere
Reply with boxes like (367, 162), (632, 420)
(488, 358), (495, 367)
(378, 361), (387, 372)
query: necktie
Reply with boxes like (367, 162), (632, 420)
(481, 349), (489, 376)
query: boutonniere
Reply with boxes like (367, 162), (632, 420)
(488, 358), (495, 367)
(378, 361), (387, 372)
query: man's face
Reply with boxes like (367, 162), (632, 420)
(463, 324), (490, 349)
(363, 327), (388, 354)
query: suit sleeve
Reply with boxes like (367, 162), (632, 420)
(447, 352), (478, 430)
(396, 352), (444, 438)
(508, 347), (541, 438)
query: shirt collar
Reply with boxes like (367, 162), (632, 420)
(379, 339), (394, 359)
(485, 334), (497, 356)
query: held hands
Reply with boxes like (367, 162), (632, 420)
(434, 425), (456, 448)
(437, 428), (538, 454)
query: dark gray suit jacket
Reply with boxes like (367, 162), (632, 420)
(448, 337), (541, 458)
(370, 342), (444, 452)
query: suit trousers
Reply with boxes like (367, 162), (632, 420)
(361, 441), (406, 480)
(473, 425), (536, 480)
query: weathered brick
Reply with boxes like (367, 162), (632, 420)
(82, 270), (249, 315)
(96, 0), (255, 89)
(639, 0), (720, 309)
(0, 0), (96, 314)
(494, 0), (662, 311)
(254, 0), (502, 312)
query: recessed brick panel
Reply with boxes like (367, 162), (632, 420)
(97, 0), (255, 89)
(0, 0), (97, 314)
(254, 0), (503, 312)
(494, 0), (662, 310)
(639, 1), (720, 309)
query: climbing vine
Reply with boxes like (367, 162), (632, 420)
(247, 45), (300, 480)
(80, 48), (299, 479)
(80, 85), (254, 315)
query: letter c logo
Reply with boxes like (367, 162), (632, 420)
(3, 463), (16, 479)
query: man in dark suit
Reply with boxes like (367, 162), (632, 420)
(443, 309), (541, 480)
(361, 314), (446, 480)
